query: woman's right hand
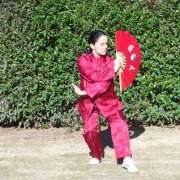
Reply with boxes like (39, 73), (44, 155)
(72, 83), (87, 96)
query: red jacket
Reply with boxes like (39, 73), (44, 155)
(75, 53), (124, 119)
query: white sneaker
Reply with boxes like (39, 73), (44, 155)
(88, 158), (100, 165)
(122, 157), (138, 173)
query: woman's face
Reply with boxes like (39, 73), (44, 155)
(90, 35), (108, 57)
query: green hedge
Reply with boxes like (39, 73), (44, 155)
(0, 0), (179, 128)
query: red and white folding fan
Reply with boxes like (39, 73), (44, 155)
(116, 30), (142, 91)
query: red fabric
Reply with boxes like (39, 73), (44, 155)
(82, 106), (131, 160)
(76, 52), (124, 118)
(108, 111), (131, 159)
(82, 105), (103, 160)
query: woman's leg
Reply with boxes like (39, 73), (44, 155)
(82, 108), (103, 160)
(107, 111), (132, 160)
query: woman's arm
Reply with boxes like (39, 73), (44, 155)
(84, 81), (111, 98)
(72, 81), (111, 98)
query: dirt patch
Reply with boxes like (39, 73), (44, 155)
(0, 126), (180, 180)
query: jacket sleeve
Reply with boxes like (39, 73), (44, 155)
(84, 81), (111, 98)
(77, 55), (115, 82)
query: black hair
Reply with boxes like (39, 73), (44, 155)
(88, 30), (107, 45)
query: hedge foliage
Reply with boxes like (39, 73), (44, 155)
(0, 0), (179, 128)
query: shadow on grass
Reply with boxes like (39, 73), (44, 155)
(100, 125), (145, 159)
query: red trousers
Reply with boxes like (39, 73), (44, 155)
(82, 106), (132, 160)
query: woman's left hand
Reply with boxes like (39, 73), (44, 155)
(115, 51), (126, 71)
(72, 83), (86, 96)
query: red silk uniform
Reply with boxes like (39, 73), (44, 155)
(76, 52), (131, 160)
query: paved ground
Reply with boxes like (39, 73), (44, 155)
(0, 126), (180, 180)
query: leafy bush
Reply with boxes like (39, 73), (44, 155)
(0, 0), (179, 127)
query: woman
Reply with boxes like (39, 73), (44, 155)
(72, 30), (138, 173)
